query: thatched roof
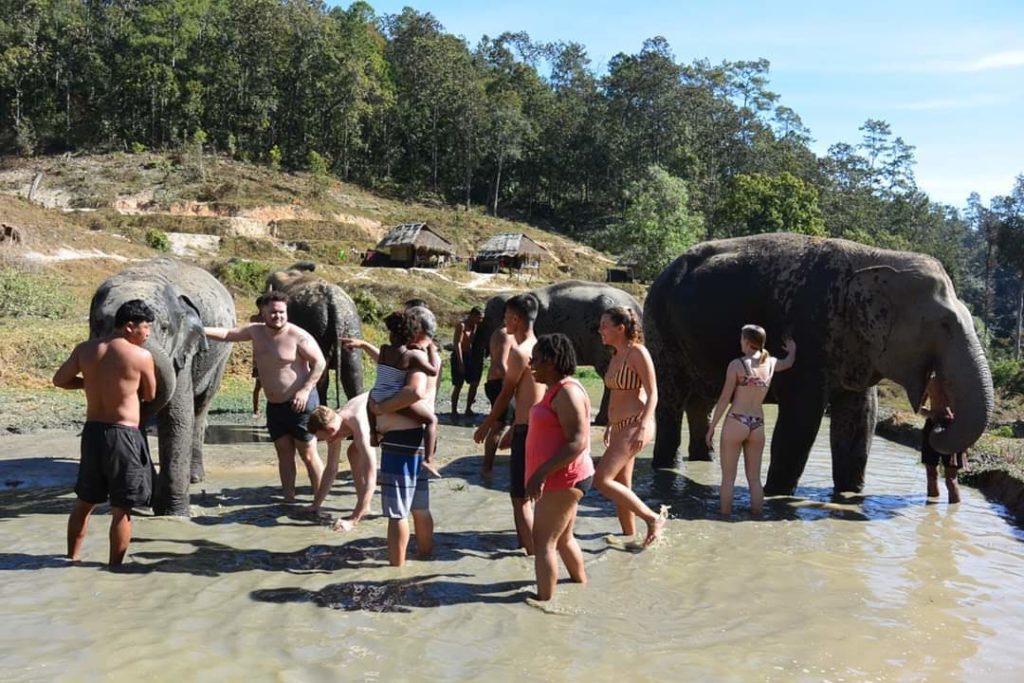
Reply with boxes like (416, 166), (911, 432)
(376, 223), (455, 255)
(475, 233), (546, 260)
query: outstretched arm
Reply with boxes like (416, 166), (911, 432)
(775, 338), (797, 372)
(706, 361), (739, 447)
(52, 344), (84, 390)
(341, 337), (380, 363)
(205, 324), (256, 342)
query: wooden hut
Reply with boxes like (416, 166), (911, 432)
(472, 233), (546, 274)
(364, 223), (456, 268)
(605, 256), (638, 283)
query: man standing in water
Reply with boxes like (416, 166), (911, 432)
(920, 373), (967, 504)
(305, 395), (376, 531)
(53, 299), (157, 566)
(481, 322), (515, 475)
(450, 307), (483, 418)
(474, 294), (545, 554)
(205, 290), (327, 502)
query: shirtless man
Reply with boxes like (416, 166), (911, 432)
(53, 299), (157, 566)
(205, 290), (327, 502)
(481, 322), (515, 474)
(450, 307), (483, 417)
(920, 373), (966, 504)
(473, 294), (545, 555)
(305, 394), (376, 531)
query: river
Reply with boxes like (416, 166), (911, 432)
(1, 413), (1021, 682)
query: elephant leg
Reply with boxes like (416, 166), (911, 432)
(764, 382), (827, 496)
(594, 386), (611, 426)
(685, 396), (714, 461)
(652, 391), (685, 469)
(153, 369), (196, 516)
(828, 386), (877, 494)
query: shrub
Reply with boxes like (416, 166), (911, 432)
(268, 145), (282, 171)
(213, 259), (272, 295)
(352, 289), (383, 324)
(131, 142), (147, 154)
(145, 229), (171, 252)
(990, 357), (1024, 396)
(992, 425), (1015, 438)
(0, 268), (73, 318)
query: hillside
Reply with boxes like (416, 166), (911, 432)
(0, 152), (638, 392)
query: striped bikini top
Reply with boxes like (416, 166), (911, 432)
(605, 346), (642, 390)
(369, 363), (408, 403)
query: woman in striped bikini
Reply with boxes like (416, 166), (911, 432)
(595, 307), (665, 547)
(706, 325), (796, 517)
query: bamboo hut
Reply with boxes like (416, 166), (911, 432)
(364, 223), (456, 268)
(472, 233), (547, 274)
(605, 256), (638, 283)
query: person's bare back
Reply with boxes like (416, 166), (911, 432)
(510, 336), (544, 426)
(54, 336), (156, 427)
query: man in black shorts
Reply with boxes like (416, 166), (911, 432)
(920, 374), (966, 504)
(481, 322), (515, 474)
(53, 299), (158, 566)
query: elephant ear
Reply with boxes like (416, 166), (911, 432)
(174, 294), (208, 372)
(845, 265), (934, 359)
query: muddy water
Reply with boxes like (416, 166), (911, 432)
(2, 414), (1022, 682)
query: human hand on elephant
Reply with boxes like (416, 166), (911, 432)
(782, 337), (797, 355)
(339, 337), (364, 349)
(291, 387), (311, 412)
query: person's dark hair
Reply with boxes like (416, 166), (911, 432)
(505, 293), (539, 324)
(469, 306), (483, 317)
(255, 294), (265, 309)
(384, 311), (414, 343)
(114, 299), (155, 328)
(534, 333), (577, 377)
(261, 290), (289, 308)
(404, 298), (429, 310)
(741, 324), (768, 361)
(604, 306), (643, 344)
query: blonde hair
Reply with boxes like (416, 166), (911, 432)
(741, 324), (768, 361)
(604, 306), (643, 344)
(307, 405), (337, 435)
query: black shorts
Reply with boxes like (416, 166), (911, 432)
(574, 475), (593, 495)
(510, 424), (528, 499)
(75, 422), (153, 509)
(921, 418), (968, 469)
(266, 388), (320, 442)
(485, 379), (514, 426)
(451, 352), (483, 386)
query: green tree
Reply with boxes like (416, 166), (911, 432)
(717, 172), (825, 237)
(604, 165), (704, 281)
(994, 176), (1024, 359)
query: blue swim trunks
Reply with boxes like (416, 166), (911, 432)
(379, 426), (429, 519)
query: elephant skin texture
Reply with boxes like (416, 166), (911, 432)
(643, 233), (993, 495)
(265, 264), (364, 406)
(471, 280), (643, 424)
(90, 258), (236, 516)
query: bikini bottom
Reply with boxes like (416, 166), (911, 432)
(604, 413), (645, 446)
(729, 413), (764, 430)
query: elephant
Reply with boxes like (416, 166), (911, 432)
(470, 280), (643, 423)
(643, 233), (993, 495)
(265, 262), (364, 406)
(89, 258), (235, 516)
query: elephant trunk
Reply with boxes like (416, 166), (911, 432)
(929, 333), (994, 455)
(142, 343), (177, 421)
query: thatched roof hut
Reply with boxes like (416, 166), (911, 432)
(606, 256), (638, 283)
(364, 223), (455, 268)
(472, 233), (547, 273)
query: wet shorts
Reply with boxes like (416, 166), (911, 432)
(266, 388), (320, 442)
(921, 418), (968, 469)
(484, 379), (514, 426)
(379, 427), (430, 519)
(451, 352), (483, 386)
(75, 422), (153, 509)
(510, 424), (528, 499)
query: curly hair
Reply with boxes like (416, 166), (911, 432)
(384, 311), (414, 344)
(604, 306), (643, 344)
(534, 333), (577, 377)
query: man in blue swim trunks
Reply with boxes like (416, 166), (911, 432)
(53, 299), (158, 566)
(205, 290), (327, 502)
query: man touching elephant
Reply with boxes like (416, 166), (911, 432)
(205, 290), (327, 502)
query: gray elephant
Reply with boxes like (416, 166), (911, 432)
(471, 280), (643, 423)
(265, 263), (363, 405)
(90, 258), (235, 516)
(644, 233), (993, 495)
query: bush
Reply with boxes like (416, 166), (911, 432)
(268, 145), (282, 171)
(0, 268), (73, 318)
(213, 259), (272, 295)
(145, 229), (171, 252)
(992, 425), (1015, 438)
(990, 357), (1024, 396)
(352, 289), (383, 324)
(131, 142), (147, 154)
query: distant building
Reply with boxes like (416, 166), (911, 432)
(605, 257), (638, 283)
(364, 223), (456, 268)
(472, 233), (546, 275)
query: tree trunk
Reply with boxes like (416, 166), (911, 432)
(983, 241), (993, 344)
(1017, 275), (1023, 361)
(492, 154), (503, 217)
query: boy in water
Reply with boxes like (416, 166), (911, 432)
(53, 299), (158, 566)
(920, 373), (967, 504)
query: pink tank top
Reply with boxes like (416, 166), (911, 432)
(526, 377), (594, 491)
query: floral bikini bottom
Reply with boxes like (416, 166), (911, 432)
(729, 413), (764, 430)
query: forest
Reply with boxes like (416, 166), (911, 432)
(2, 0), (1023, 389)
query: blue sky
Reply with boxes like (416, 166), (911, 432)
(352, 0), (1023, 209)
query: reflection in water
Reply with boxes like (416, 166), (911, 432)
(1, 418), (1023, 681)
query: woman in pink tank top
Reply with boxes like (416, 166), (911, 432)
(525, 334), (594, 601)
